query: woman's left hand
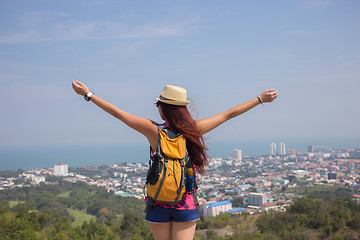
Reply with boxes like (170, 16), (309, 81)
(259, 89), (278, 103)
(72, 80), (90, 96)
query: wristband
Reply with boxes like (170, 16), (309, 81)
(257, 96), (263, 105)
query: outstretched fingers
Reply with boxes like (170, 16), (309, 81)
(270, 89), (278, 99)
(72, 80), (89, 96)
(260, 89), (278, 103)
(76, 80), (85, 87)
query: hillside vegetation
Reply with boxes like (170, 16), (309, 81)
(0, 183), (359, 239)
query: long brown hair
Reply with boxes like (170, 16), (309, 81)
(157, 101), (208, 175)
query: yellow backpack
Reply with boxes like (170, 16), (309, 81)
(145, 124), (191, 206)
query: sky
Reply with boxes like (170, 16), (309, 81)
(0, 0), (359, 169)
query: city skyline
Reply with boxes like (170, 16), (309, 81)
(1, 139), (357, 171)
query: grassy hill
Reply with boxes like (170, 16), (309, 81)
(67, 208), (96, 227)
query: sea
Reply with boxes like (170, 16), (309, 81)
(0, 137), (359, 171)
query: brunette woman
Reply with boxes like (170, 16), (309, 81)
(72, 80), (278, 240)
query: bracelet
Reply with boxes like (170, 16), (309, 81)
(257, 96), (263, 105)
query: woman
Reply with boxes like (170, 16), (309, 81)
(72, 80), (278, 240)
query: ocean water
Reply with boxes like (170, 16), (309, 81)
(0, 143), (149, 171)
(0, 137), (359, 171)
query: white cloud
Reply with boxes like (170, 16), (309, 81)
(0, 12), (197, 44)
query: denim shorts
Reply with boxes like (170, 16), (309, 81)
(145, 205), (200, 223)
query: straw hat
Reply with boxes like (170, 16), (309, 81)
(155, 85), (190, 106)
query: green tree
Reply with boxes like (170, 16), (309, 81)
(81, 220), (118, 240)
(6, 219), (38, 240)
(205, 229), (221, 240)
(120, 213), (152, 240)
(231, 197), (244, 208)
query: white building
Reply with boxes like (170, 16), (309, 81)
(202, 201), (233, 217)
(331, 152), (350, 158)
(31, 176), (45, 184)
(209, 158), (223, 167)
(54, 163), (68, 176)
(292, 170), (310, 178)
(279, 142), (286, 155)
(232, 149), (242, 161)
(270, 143), (276, 155)
(261, 201), (289, 212)
(248, 193), (267, 206)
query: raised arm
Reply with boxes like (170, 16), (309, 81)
(196, 89), (278, 135)
(72, 80), (158, 150)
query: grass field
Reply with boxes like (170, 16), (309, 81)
(283, 185), (353, 200)
(285, 185), (340, 194)
(67, 208), (96, 227)
(57, 191), (71, 198)
(9, 200), (25, 208)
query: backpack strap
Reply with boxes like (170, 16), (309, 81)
(144, 198), (155, 213)
(191, 164), (204, 221)
(149, 123), (164, 161)
(153, 158), (168, 201)
(174, 159), (185, 202)
(192, 190), (204, 222)
(145, 124), (163, 213)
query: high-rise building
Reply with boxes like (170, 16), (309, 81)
(307, 145), (315, 153)
(248, 193), (267, 206)
(232, 149), (242, 161)
(328, 172), (337, 180)
(54, 163), (68, 176)
(315, 145), (331, 153)
(280, 142), (286, 155)
(270, 143), (276, 155)
(288, 148), (296, 155)
(349, 162), (355, 175)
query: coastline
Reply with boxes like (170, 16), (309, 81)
(1, 137), (359, 171)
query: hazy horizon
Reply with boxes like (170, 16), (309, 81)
(1, 136), (359, 171)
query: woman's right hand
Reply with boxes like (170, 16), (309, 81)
(72, 80), (90, 96)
